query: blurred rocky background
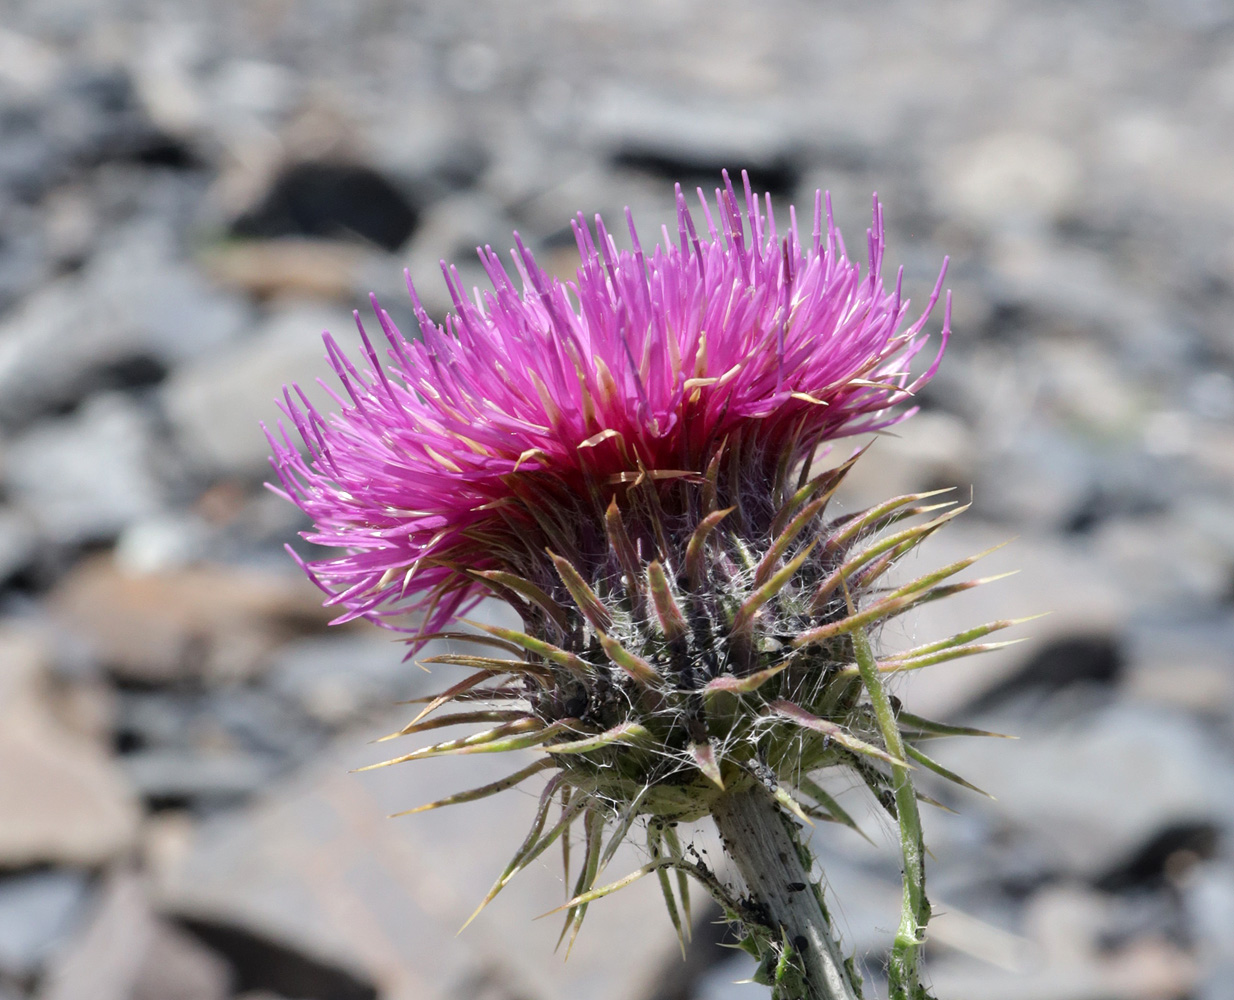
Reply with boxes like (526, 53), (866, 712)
(0, 0), (1232, 998)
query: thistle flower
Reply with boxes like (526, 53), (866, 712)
(269, 172), (1016, 1000)
(268, 172), (947, 634)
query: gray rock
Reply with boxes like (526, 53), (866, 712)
(121, 750), (279, 805)
(155, 665), (690, 1000)
(5, 392), (167, 545)
(37, 873), (231, 1000)
(0, 871), (92, 980)
(0, 506), (37, 581)
(0, 221), (250, 427)
(926, 697), (1234, 879)
(162, 301), (355, 478)
(267, 634), (430, 728)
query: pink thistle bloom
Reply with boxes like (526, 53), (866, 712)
(266, 171), (950, 635)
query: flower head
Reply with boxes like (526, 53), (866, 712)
(268, 175), (1014, 970)
(267, 171), (950, 635)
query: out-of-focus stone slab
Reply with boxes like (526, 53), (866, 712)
(155, 704), (695, 1000)
(37, 872), (231, 1000)
(0, 627), (141, 869)
(161, 301), (354, 478)
(886, 521), (1131, 719)
(926, 698), (1234, 878)
(49, 555), (335, 684)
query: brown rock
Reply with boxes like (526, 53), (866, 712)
(201, 239), (365, 302)
(49, 555), (337, 685)
(0, 721), (141, 869)
(0, 626), (140, 869)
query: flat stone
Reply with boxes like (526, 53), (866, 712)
(0, 870), (92, 980)
(201, 239), (367, 302)
(5, 392), (167, 545)
(161, 301), (355, 478)
(156, 704), (693, 1000)
(925, 698), (1234, 878)
(48, 554), (334, 685)
(36, 873), (231, 1000)
(0, 221), (249, 427)
(0, 627), (140, 869)
(0, 720), (142, 868)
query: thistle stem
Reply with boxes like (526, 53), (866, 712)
(851, 626), (929, 999)
(711, 782), (863, 1000)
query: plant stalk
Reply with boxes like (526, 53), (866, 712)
(851, 625), (930, 999)
(711, 782), (863, 1000)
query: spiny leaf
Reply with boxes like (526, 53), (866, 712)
(471, 569), (571, 633)
(812, 504), (968, 608)
(885, 540), (1008, 599)
(732, 540), (817, 636)
(824, 489), (956, 553)
(380, 709), (529, 742)
(647, 560), (688, 642)
(357, 718), (578, 769)
(795, 775), (874, 845)
(407, 630), (526, 657)
(685, 507), (734, 590)
(599, 788), (652, 873)
(887, 616), (1043, 663)
(766, 699), (907, 767)
(538, 859), (678, 917)
(885, 570), (1019, 610)
(771, 446), (865, 538)
(462, 784), (587, 932)
(771, 783), (813, 825)
(904, 744), (992, 798)
(398, 671), (504, 729)
(793, 590), (916, 647)
(867, 639), (1025, 675)
(544, 722), (651, 754)
(661, 824), (692, 932)
(460, 619), (591, 677)
(754, 497), (829, 587)
(701, 444), (724, 514)
(895, 710), (1015, 740)
(420, 653), (550, 677)
(559, 807), (605, 956)
(548, 552), (613, 632)
(599, 634), (660, 685)
(389, 758), (557, 816)
(690, 740), (724, 789)
(649, 825), (687, 957)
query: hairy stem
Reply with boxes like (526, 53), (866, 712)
(852, 626), (930, 999)
(711, 782), (863, 1000)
